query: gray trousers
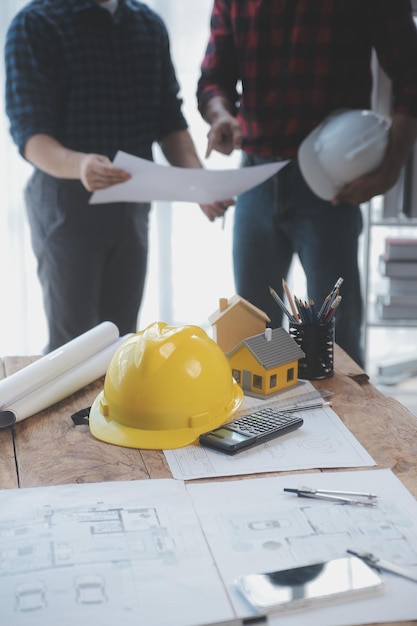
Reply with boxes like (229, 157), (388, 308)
(25, 170), (150, 352)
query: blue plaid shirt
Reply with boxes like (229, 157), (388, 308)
(5, 0), (187, 160)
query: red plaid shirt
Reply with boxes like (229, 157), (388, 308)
(197, 0), (417, 158)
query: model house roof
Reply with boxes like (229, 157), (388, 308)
(227, 327), (304, 369)
(209, 294), (270, 325)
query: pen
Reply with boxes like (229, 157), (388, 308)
(319, 292), (338, 322)
(330, 277), (344, 294)
(318, 277), (344, 322)
(323, 294), (342, 322)
(318, 294), (332, 321)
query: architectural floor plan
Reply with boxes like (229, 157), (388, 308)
(0, 470), (416, 625)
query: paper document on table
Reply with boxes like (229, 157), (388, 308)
(164, 384), (376, 480)
(1, 469), (416, 626)
(0, 479), (236, 626)
(187, 468), (417, 626)
(89, 151), (288, 204)
(0, 322), (128, 427)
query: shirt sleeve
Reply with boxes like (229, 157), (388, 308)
(5, 12), (63, 156)
(196, 0), (240, 116)
(153, 16), (188, 142)
(371, 0), (417, 117)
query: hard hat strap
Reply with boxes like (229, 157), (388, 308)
(71, 407), (91, 425)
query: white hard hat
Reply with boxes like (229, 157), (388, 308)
(298, 109), (391, 200)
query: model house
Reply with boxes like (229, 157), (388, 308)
(226, 327), (305, 398)
(209, 295), (271, 354)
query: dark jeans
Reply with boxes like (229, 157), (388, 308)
(233, 155), (364, 367)
(25, 170), (150, 352)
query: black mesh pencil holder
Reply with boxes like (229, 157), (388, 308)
(289, 318), (335, 380)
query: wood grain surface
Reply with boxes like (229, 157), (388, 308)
(1, 347), (417, 494)
(0, 346), (416, 625)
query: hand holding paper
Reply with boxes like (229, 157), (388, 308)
(90, 151), (288, 205)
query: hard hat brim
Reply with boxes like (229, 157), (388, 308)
(88, 383), (244, 450)
(298, 125), (339, 201)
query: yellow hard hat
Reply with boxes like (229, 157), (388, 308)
(89, 321), (243, 450)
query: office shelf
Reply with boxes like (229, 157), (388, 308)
(362, 199), (417, 377)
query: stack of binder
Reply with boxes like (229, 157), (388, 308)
(377, 238), (417, 320)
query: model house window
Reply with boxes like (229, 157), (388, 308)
(253, 375), (263, 389)
(287, 368), (295, 382)
(232, 369), (241, 384)
(269, 374), (277, 388)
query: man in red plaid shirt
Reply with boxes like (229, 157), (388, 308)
(197, 0), (417, 367)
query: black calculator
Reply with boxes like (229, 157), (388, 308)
(199, 407), (304, 455)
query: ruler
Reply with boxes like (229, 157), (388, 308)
(276, 387), (332, 408)
(237, 388), (333, 417)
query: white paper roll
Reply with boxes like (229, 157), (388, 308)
(0, 334), (131, 424)
(0, 321), (119, 409)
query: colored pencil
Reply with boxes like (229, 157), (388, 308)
(269, 286), (297, 323)
(282, 278), (301, 322)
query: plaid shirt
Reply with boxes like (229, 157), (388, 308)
(5, 0), (187, 160)
(197, 0), (417, 158)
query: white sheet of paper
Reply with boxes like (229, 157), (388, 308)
(164, 383), (376, 480)
(1, 470), (416, 626)
(0, 321), (119, 408)
(187, 468), (417, 626)
(0, 479), (235, 626)
(2, 334), (131, 423)
(89, 151), (288, 204)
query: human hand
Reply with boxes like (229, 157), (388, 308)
(332, 165), (399, 206)
(79, 154), (132, 192)
(205, 113), (243, 158)
(199, 198), (234, 222)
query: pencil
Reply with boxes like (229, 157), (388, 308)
(282, 279), (300, 322)
(304, 300), (314, 324)
(269, 286), (296, 323)
(294, 296), (308, 324)
(309, 299), (319, 323)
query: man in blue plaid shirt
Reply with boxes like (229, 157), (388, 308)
(5, 0), (227, 352)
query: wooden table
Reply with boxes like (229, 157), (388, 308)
(1, 345), (417, 626)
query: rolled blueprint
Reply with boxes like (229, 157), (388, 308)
(0, 333), (131, 426)
(0, 321), (120, 409)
